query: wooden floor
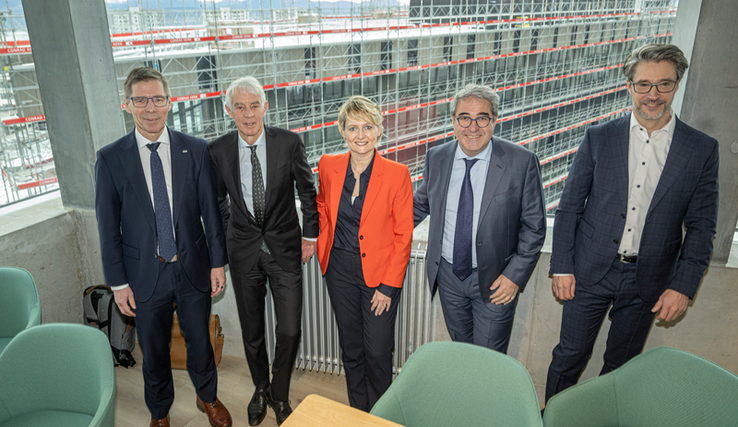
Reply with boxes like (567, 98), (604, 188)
(114, 347), (350, 427)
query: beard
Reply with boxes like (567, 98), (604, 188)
(633, 98), (671, 122)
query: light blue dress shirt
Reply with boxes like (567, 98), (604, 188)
(441, 141), (492, 268)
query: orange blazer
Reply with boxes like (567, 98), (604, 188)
(316, 151), (414, 289)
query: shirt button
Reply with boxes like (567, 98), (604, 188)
(641, 162), (645, 165)
(632, 207), (636, 210)
(628, 229), (632, 232)
(646, 140), (650, 143)
(637, 185), (641, 188)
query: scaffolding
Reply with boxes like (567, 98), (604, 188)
(0, 0), (677, 209)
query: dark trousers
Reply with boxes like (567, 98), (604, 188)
(231, 249), (302, 402)
(325, 248), (400, 412)
(545, 259), (657, 402)
(134, 260), (216, 419)
(436, 258), (517, 353)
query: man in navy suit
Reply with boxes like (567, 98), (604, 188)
(546, 44), (719, 402)
(96, 67), (232, 427)
(413, 84), (546, 353)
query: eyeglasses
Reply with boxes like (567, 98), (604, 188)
(344, 124), (379, 135)
(455, 115), (492, 128)
(129, 96), (169, 108)
(629, 80), (677, 94)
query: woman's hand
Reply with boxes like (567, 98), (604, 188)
(371, 289), (391, 316)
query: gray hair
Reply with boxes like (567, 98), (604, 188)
(623, 43), (689, 82)
(225, 76), (266, 109)
(450, 84), (500, 118)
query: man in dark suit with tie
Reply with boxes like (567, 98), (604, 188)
(414, 84), (546, 353)
(209, 76), (319, 426)
(95, 67), (232, 427)
(545, 44), (719, 402)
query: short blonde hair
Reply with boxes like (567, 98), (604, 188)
(338, 96), (384, 144)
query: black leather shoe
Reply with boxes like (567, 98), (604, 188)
(265, 388), (293, 426)
(247, 388), (268, 426)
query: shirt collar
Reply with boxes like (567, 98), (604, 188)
(455, 139), (493, 162)
(238, 129), (267, 150)
(135, 126), (170, 149)
(629, 110), (677, 140)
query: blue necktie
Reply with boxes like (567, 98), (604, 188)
(147, 143), (177, 262)
(453, 158), (479, 281)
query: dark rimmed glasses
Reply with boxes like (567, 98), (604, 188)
(129, 96), (170, 108)
(455, 115), (492, 128)
(629, 80), (677, 94)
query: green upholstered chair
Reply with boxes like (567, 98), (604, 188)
(0, 323), (115, 427)
(370, 341), (543, 427)
(542, 346), (738, 427)
(0, 267), (41, 355)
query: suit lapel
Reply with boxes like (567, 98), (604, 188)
(648, 118), (696, 214)
(224, 132), (250, 217)
(169, 129), (187, 226)
(608, 117), (630, 210)
(330, 153), (350, 225)
(361, 151), (385, 221)
(264, 126), (281, 211)
(117, 131), (156, 233)
(479, 137), (507, 223)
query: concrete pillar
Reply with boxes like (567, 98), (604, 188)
(21, 0), (125, 210)
(673, 0), (738, 265)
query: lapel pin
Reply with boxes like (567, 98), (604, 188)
(182, 150), (188, 153)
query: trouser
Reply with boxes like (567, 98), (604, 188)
(545, 259), (656, 402)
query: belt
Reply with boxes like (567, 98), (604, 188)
(616, 253), (637, 264)
(158, 254), (180, 263)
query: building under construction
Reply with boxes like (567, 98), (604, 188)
(0, 0), (677, 209)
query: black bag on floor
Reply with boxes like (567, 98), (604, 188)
(83, 285), (137, 368)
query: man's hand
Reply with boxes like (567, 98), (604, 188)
(113, 287), (137, 317)
(651, 289), (689, 322)
(552, 275), (576, 301)
(210, 266), (226, 297)
(371, 290), (392, 316)
(301, 239), (316, 263)
(489, 274), (519, 305)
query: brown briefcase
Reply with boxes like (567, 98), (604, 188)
(171, 313), (224, 369)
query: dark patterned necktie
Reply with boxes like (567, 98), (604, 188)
(147, 143), (177, 261)
(250, 146), (270, 254)
(453, 158), (479, 281)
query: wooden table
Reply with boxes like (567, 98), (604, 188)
(281, 394), (404, 427)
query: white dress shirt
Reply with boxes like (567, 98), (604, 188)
(619, 111), (676, 255)
(441, 142), (492, 268)
(111, 127), (174, 291)
(238, 130), (268, 215)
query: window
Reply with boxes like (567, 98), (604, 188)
(408, 39), (419, 66)
(443, 36), (453, 62)
(349, 44), (361, 74)
(305, 47), (317, 79)
(467, 34), (476, 59)
(381, 41), (393, 70)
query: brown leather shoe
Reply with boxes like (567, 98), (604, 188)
(197, 396), (233, 427)
(150, 414), (170, 427)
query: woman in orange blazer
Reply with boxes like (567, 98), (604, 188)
(316, 96), (413, 411)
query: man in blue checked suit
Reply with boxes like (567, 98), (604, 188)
(414, 84), (546, 354)
(546, 44), (719, 403)
(95, 67), (232, 427)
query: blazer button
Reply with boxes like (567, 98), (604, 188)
(359, 235), (364, 240)
(621, 214), (626, 219)
(613, 239), (619, 244)
(362, 253), (366, 258)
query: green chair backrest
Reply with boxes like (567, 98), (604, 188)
(0, 323), (115, 427)
(0, 267), (41, 339)
(543, 346), (738, 427)
(371, 341), (543, 427)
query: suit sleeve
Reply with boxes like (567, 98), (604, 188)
(669, 138), (719, 298)
(94, 152), (128, 287)
(381, 165), (414, 288)
(413, 150), (432, 227)
(209, 144), (231, 236)
(550, 127), (595, 275)
(502, 152), (546, 290)
(197, 143), (228, 268)
(291, 133), (319, 239)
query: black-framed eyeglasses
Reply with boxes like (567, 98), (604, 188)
(455, 115), (493, 128)
(129, 96), (169, 108)
(629, 80), (677, 94)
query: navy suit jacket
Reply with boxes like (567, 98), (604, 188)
(550, 115), (719, 301)
(95, 128), (228, 302)
(209, 127), (319, 275)
(414, 138), (546, 300)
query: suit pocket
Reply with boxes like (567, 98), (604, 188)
(122, 242), (140, 260)
(666, 237), (682, 254)
(577, 218), (594, 238)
